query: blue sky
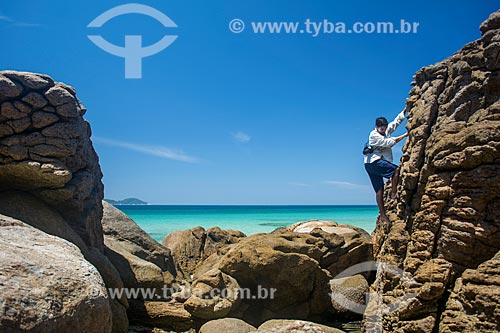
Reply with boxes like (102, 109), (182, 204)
(1, 1), (498, 204)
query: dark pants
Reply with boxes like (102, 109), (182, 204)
(365, 159), (398, 193)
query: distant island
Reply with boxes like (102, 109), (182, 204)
(104, 198), (148, 205)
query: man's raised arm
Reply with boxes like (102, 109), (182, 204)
(386, 108), (407, 135)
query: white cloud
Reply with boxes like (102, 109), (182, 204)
(93, 137), (199, 163)
(0, 14), (42, 27)
(288, 182), (311, 187)
(323, 180), (371, 191)
(232, 131), (251, 143)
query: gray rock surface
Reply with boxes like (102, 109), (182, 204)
(0, 191), (129, 332)
(103, 201), (176, 273)
(0, 71), (127, 332)
(0, 214), (112, 332)
(0, 70), (104, 251)
(102, 201), (176, 291)
(257, 320), (345, 333)
(102, 201), (189, 331)
(329, 274), (369, 318)
(199, 318), (257, 333)
(163, 226), (246, 280)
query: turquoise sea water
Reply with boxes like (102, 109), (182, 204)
(118, 205), (379, 243)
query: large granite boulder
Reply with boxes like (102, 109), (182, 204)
(199, 318), (257, 333)
(162, 226), (246, 280)
(0, 215), (112, 332)
(199, 318), (347, 333)
(0, 190), (88, 249)
(257, 319), (345, 333)
(102, 202), (192, 331)
(102, 201), (176, 291)
(219, 231), (330, 323)
(0, 190), (129, 331)
(127, 301), (196, 332)
(183, 268), (241, 320)
(329, 274), (369, 319)
(0, 71), (127, 332)
(0, 71), (104, 250)
(102, 201), (175, 273)
(365, 10), (500, 333)
(213, 222), (371, 325)
(279, 220), (373, 278)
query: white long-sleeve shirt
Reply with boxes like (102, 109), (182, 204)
(364, 110), (406, 164)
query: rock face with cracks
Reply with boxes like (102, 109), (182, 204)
(0, 70), (104, 250)
(0, 71), (128, 332)
(366, 10), (500, 333)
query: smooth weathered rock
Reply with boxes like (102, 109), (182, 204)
(31, 111), (59, 128)
(102, 202), (184, 330)
(365, 10), (500, 333)
(22, 91), (48, 108)
(163, 226), (245, 280)
(1, 70), (53, 90)
(216, 223), (371, 325)
(279, 220), (373, 278)
(329, 274), (369, 318)
(128, 326), (195, 333)
(0, 124), (14, 138)
(1, 101), (27, 119)
(184, 268), (241, 320)
(284, 220), (364, 235)
(257, 320), (345, 333)
(199, 318), (257, 333)
(0, 74), (23, 100)
(110, 298), (130, 333)
(0, 190), (88, 248)
(217, 232), (330, 324)
(44, 84), (76, 106)
(0, 190), (129, 331)
(0, 192), (127, 293)
(480, 10), (500, 34)
(0, 215), (112, 332)
(105, 237), (166, 291)
(8, 116), (31, 133)
(103, 201), (175, 273)
(193, 252), (227, 280)
(102, 201), (176, 291)
(128, 301), (196, 332)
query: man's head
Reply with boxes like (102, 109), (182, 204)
(375, 117), (388, 135)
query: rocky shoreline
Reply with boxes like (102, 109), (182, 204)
(1, 9), (500, 333)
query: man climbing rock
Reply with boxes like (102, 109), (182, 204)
(364, 109), (408, 222)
